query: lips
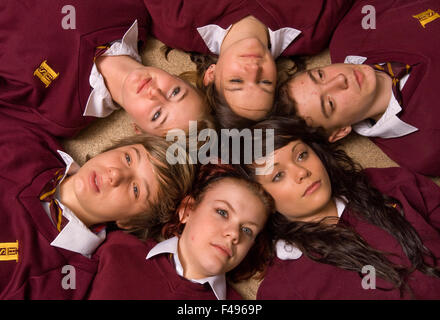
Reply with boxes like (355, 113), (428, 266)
(136, 78), (152, 94)
(211, 243), (232, 258)
(303, 180), (321, 197)
(353, 69), (363, 89)
(90, 171), (100, 193)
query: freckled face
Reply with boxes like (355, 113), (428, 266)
(287, 64), (377, 130)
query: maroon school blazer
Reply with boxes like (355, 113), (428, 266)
(88, 231), (242, 300)
(0, 113), (99, 299)
(0, 0), (149, 138)
(142, 0), (354, 56)
(257, 167), (440, 299)
(329, 0), (440, 176)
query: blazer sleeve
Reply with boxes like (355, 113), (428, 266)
(364, 167), (440, 232)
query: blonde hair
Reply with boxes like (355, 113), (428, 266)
(102, 133), (197, 240)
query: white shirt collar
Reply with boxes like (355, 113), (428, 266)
(146, 236), (227, 300)
(196, 24), (301, 59)
(42, 150), (106, 258)
(344, 55), (418, 139)
(83, 20), (142, 118)
(275, 197), (347, 260)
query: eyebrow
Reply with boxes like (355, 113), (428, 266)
(261, 142), (303, 176)
(307, 70), (329, 119)
(131, 146), (151, 201)
(215, 199), (261, 227)
(224, 86), (273, 95)
(157, 114), (168, 129)
(216, 199), (236, 215)
(154, 90), (187, 130)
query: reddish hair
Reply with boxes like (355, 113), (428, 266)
(161, 162), (275, 281)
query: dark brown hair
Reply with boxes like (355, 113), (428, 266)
(162, 162), (275, 282)
(244, 117), (440, 296)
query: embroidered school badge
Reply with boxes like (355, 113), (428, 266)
(34, 60), (59, 87)
(0, 241), (19, 262)
(412, 9), (440, 28)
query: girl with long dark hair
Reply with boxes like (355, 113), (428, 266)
(244, 117), (440, 299)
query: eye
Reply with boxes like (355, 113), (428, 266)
(216, 208), (228, 218)
(272, 171), (284, 182)
(317, 69), (324, 80)
(260, 80), (272, 85)
(298, 151), (309, 161)
(125, 153), (131, 165)
(170, 87), (181, 97)
(151, 110), (161, 122)
(329, 100), (334, 111)
(241, 226), (253, 236)
(133, 183), (139, 199)
(230, 79), (243, 83)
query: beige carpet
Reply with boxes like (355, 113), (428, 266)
(62, 37), (440, 299)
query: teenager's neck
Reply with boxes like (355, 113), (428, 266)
(95, 55), (142, 107)
(367, 71), (393, 122)
(299, 199), (339, 225)
(220, 15), (269, 53)
(58, 176), (97, 228)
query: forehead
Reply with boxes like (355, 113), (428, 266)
(257, 140), (302, 172)
(222, 88), (273, 120)
(205, 178), (265, 211)
(287, 72), (323, 125)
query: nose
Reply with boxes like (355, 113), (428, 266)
(146, 86), (167, 104)
(107, 167), (126, 187)
(224, 223), (240, 245)
(289, 164), (311, 184)
(243, 62), (261, 81)
(324, 73), (348, 91)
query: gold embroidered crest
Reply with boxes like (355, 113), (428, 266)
(34, 60), (59, 87)
(413, 9), (440, 28)
(0, 241), (19, 262)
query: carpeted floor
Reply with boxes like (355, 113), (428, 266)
(62, 37), (440, 299)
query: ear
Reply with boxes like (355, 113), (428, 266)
(177, 196), (195, 224)
(328, 126), (352, 143)
(203, 64), (216, 86)
(132, 122), (143, 135)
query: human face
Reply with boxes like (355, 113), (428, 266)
(214, 38), (277, 120)
(63, 144), (159, 226)
(178, 178), (268, 279)
(121, 67), (207, 136)
(256, 141), (332, 222)
(287, 63), (377, 131)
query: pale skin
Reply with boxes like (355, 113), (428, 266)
(203, 16), (277, 121)
(286, 63), (393, 142)
(96, 55), (207, 136)
(59, 144), (159, 228)
(176, 178), (268, 280)
(257, 140), (338, 224)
